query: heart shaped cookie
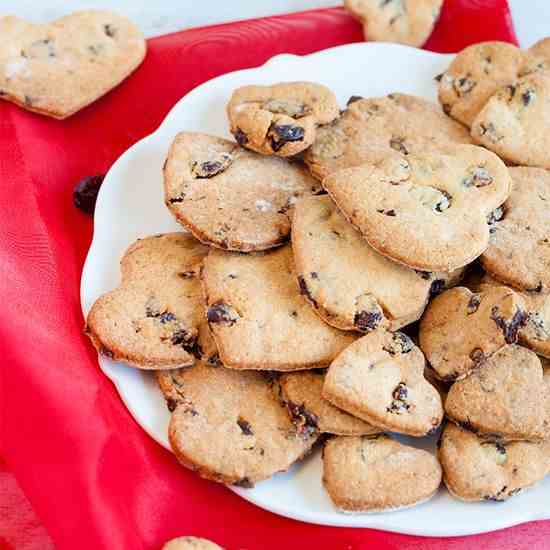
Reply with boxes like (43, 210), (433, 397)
(323, 330), (443, 436)
(344, 0), (443, 47)
(419, 286), (527, 381)
(201, 244), (357, 371)
(0, 11), (145, 118)
(479, 274), (550, 359)
(164, 133), (322, 252)
(323, 144), (511, 272)
(292, 194), (464, 333)
(278, 370), (380, 436)
(472, 72), (550, 168)
(543, 357), (550, 438)
(168, 362), (318, 487)
(437, 41), (527, 127)
(304, 93), (472, 181)
(226, 82), (339, 157)
(86, 233), (215, 369)
(481, 167), (550, 293)
(163, 537), (222, 550)
(439, 422), (550, 502)
(323, 434), (442, 512)
(445, 345), (547, 441)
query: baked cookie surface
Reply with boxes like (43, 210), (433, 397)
(292, 195), (463, 332)
(479, 274), (550, 359)
(201, 245), (356, 371)
(419, 286), (527, 381)
(323, 330), (443, 436)
(481, 167), (550, 293)
(471, 72), (550, 169)
(304, 93), (472, 181)
(439, 422), (550, 502)
(226, 81), (339, 157)
(162, 537), (223, 550)
(322, 144), (511, 271)
(437, 41), (526, 127)
(445, 345), (547, 441)
(323, 434), (442, 512)
(86, 233), (213, 369)
(344, 0), (443, 47)
(164, 133), (321, 252)
(0, 11), (145, 118)
(279, 370), (380, 436)
(168, 362), (318, 487)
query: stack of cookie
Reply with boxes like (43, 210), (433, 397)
(86, 47), (550, 512)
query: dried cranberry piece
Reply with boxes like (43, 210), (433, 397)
(270, 124), (305, 151)
(73, 174), (105, 215)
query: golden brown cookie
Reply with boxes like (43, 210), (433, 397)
(472, 71), (550, 169)
(445, 345), (547, 441)
(278, 370), (380, 436)
(0, 11), (145, 118)
(323, 330), (443, 436)
(439, 422), (550, 502)
(479, 273), (550, 359)
(419, 286), (527, 381)
(168, 362), (318, 487)
(227, 82), (339, 157)
(201, 244), (356, 371)
(304, 93), (472, 181)
(163, 133), (321, 252)
(481, 167), (550, 293)
(542, 356), (550, 438)
(162, 537), (223, 550)
(322, 144), (511, 272)
(86, 233), (214, 369)
(292, 195), (463, 333)
(437, 41), (526, 127)
(323, 435), (442, 512)
(344, 0), (443, 47)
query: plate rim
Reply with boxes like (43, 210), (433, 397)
(80, 41), (550, 537)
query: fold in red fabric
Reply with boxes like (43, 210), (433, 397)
(2, 3), (548, 549)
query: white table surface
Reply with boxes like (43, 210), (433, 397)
(0, 0), (548, 48)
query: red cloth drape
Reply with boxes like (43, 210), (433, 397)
(4, 3), (549, 549)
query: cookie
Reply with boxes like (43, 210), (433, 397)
(437, 41), (526, 127)
(86, 233), (213, 369)
(157, 359), (231, 413)
(0, 11), (145, 118)
(168, 362), (318, 487)
(323, 434), (442, 512)
(481, 167), (550, 293)
(471, 71), (550, 168)
(162, 537), (223, 550)
(226, 82), (339, 157)
(163, 133), (321, 252)
(292, 195), (464, 332)
(278, 370), (380, 436)
(201, 244), (356, 371)
(304, 93), (472, 181)
(542, 357), (550, 438)
(344, 0), (443, 47)
(439, 422), (550, 502)
(323, 144), (511, 271)
(419, 286), (526, 381)
(528, 37), (550, 69)
(445, 345), (547, 441)
(323, 330), (443, 436)
(479, 274), (550, 359)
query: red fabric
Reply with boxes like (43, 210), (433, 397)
(2, 3), (547, 549)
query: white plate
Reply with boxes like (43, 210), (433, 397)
(81, 42), (550, 537)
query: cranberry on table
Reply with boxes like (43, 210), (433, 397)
(73, 174), (105, 215)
